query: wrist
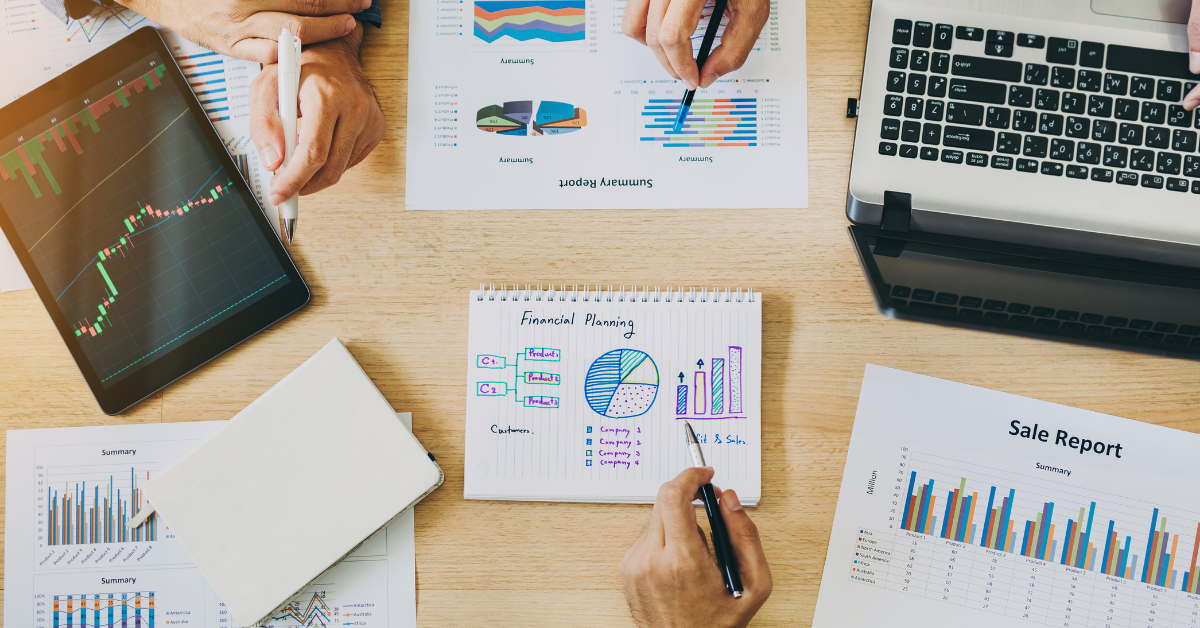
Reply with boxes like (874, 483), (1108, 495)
(306, 22), (364, 60)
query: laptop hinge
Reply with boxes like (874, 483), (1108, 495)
(880, 191), (912, 232)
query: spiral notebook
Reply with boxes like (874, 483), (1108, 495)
(465, 285), (762, 505)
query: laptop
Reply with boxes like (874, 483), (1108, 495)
(847, 0), (1200, 359)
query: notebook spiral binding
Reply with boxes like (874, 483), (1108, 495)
(476, 284), (756, 303)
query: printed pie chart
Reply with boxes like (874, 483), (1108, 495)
(584, 349), (659, 418)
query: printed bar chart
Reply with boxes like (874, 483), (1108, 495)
(175, 51), (230, 122)
(48, 468), (156, 546)
(639, 98), (758, 148)
(53, 592), (154, 627)
(675, 346), (747, 419)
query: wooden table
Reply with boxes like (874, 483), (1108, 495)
(5, 0), (1200, 625)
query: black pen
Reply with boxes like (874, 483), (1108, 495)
(684, 420), (743, 597)
(672, 0), (731, 133)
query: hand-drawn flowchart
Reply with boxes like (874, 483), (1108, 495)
(475, 347), (562, 408)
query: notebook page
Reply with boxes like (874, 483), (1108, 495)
(465, 289), (762, 504)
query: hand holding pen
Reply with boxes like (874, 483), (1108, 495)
(619, 465), (772, 627)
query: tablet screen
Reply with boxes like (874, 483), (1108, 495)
(0, 48), (291, 389)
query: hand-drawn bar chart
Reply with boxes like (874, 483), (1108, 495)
(676, 346), (744, 420)
(52, 591), (154, 627)
(639, 98), (758, 148)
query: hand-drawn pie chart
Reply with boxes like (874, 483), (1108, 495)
(584, 349), (659, 418)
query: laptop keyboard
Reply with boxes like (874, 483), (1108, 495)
(877, 19), (1200, 194)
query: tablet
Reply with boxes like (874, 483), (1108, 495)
(0, 27), (309, 415)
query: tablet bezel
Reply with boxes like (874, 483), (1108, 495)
(0, 27), (310, 415)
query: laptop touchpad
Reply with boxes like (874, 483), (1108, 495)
(1091, 0), (1189, 24)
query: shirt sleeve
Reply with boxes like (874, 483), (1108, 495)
(354, 0), (382, 27)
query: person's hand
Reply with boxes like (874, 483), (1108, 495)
(1187, 0), (1200, 109)
(249, 23), (386, 205)
(619, 467), (772, 628)
(117, 0), (370, 63)
(621, 0), (770, 90)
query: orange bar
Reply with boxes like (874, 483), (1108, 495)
(49, 127), (68, 152)
(926, 496), (937, 534)
(1167, 534), (1180, 586)
(965, 492), (977, 543)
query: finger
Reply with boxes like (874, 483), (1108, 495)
(622, 0), (652, 44)
(644, 0), (680, 79)
(258, 0), (372, 16)
(698, 0), (769, 87)
(299, 115), (359, 195)
(657, 467), (715, 543)
(720, 489), (772, 596)
(228, 38), (281, 64)
(243, 12), (358, 47)
(269, 83), (336, 204)
(249, 68), (286, 171)
(660, 0), (708, 88)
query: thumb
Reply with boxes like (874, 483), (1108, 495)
(249, 68), (285, 172)
(719, 489), (772, 596)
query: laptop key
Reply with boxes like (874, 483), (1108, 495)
(887, 71), (906, 92)
(928, 76), (948, 98)
(967, 152), (988, 166)
(909, 53), (930, 75)
(922, 123), (942, 145)
(904, 97), (924, 118)
(1167, 177), (1189, 191)
(946, 102), (984, 125)
(1104, 146), (1128, 168)
(1061, 92), (1085, 114)
(920, 146), (939, 160)
(1076, 70), (1102, 92)
(881, 118), (901, 140)
(1087, 95), (1112, 117)
(902, 120), (921, 142)
(1141, 101), (1166, 125)
(891, 48), (910, 69)
(931, 52), (950, 74)
(1116, 171), (1138, 185)
(1018, 34), (1044, 48)
(1145, 126), (1170, 149)
(956, 26), (983, 41)
(950, 79), (1007, 104)
(942, 126), (995, 150)
(986, 41), (1014, 58)
(1130, 77), (1154, 98)
(1104, 73), (1129, 95)
(1118, 123), (1144, 146)
(1090, 167), (1114, 182)
(907, 73), (927, 95)
(1092, 119), (1117, 142)
(1076, 142), (1102, 164)
(1051, 67), (1075, 89)
(1024, 63), (1049, 86)
(1035, 89), (1060, 111)
(1050, 138), (1074, 161)
(951, 55), (1022, 82)
(1185, 155), (1200, 177)
(913, 21), (933, 48)
(1038, 113), (1063, 136)
(1041, 162), (1064, 176)
(1168, 105), (1193, 128)
(1017, 158), (1039, 172)
(1156, 151), (1182, 175)
(1009, 85), (1034, 108)
(996, 132), (1021, 154)
(1047, 38), (1078, 65)
(884, 95), (904, 116)
(924, 99), (945, 122)
(1066, 164), (1088, 179)
(940, 149), (964, 163)
(893, 19), (913, 46)
(1013, 110), (1037, 132)
(986, 106), (1011, 129)
(1194, 180), (1200, 194)
(1157, 80), (1183, 102)
(1114, 99), (1139, 120)
(934, 24), (953, 50)
(1141, 174), (1165, 188)
(1065, 116), (1089, 138)
(1130, 149), (1155, 171)
(1079, 42), (1104, 68)
(991, 154), (1014, 169)
(879, 141), (898, 156)
(1023, 135), (1048, 157)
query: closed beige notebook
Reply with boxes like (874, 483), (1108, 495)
(140, 338), (443, 626)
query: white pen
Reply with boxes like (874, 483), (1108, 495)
(277, 28), (301, 244)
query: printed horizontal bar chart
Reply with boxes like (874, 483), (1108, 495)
(640, 98), (758, 148)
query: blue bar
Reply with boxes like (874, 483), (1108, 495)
(900, 471), (916, 529)
(1102, 520), (1115, 573)
(1186, 572), (1191, 591)
(1062, 520), (1075, 564)
(1022, 521), (1032, 555)
(999, 489), (1015, 550)
(199, 97), (227, 105)
(1120, 536), (1132, 577)
(1080, 502), (1096, 569)
(916, 479), (934, 535)
(185, 69), (224, 78)
(1144, 508), (1159, 583)
(211, 116), (231, 122)
(194, 87), (227, 96)
(205, 107), (230, 113)
(959, 494), (973, 542)
(1037, 502), (1055, 560)
(941, 492), (954, 538)
(193, 59), (223, 67)
(180, 50), (217, 58)
(980, 486), (996, 546)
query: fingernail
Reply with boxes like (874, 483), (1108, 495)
(360, 0), (371, 8)
(345, 16), (356, 31)
(261, 145), (281, 169)
(724, 490), (743, 511)
(1191, 52), (1200, 74)
(683, 79), (697, 90)
(701, 73), (717, 88)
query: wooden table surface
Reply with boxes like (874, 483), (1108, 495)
(5, 0), (1200, 625)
